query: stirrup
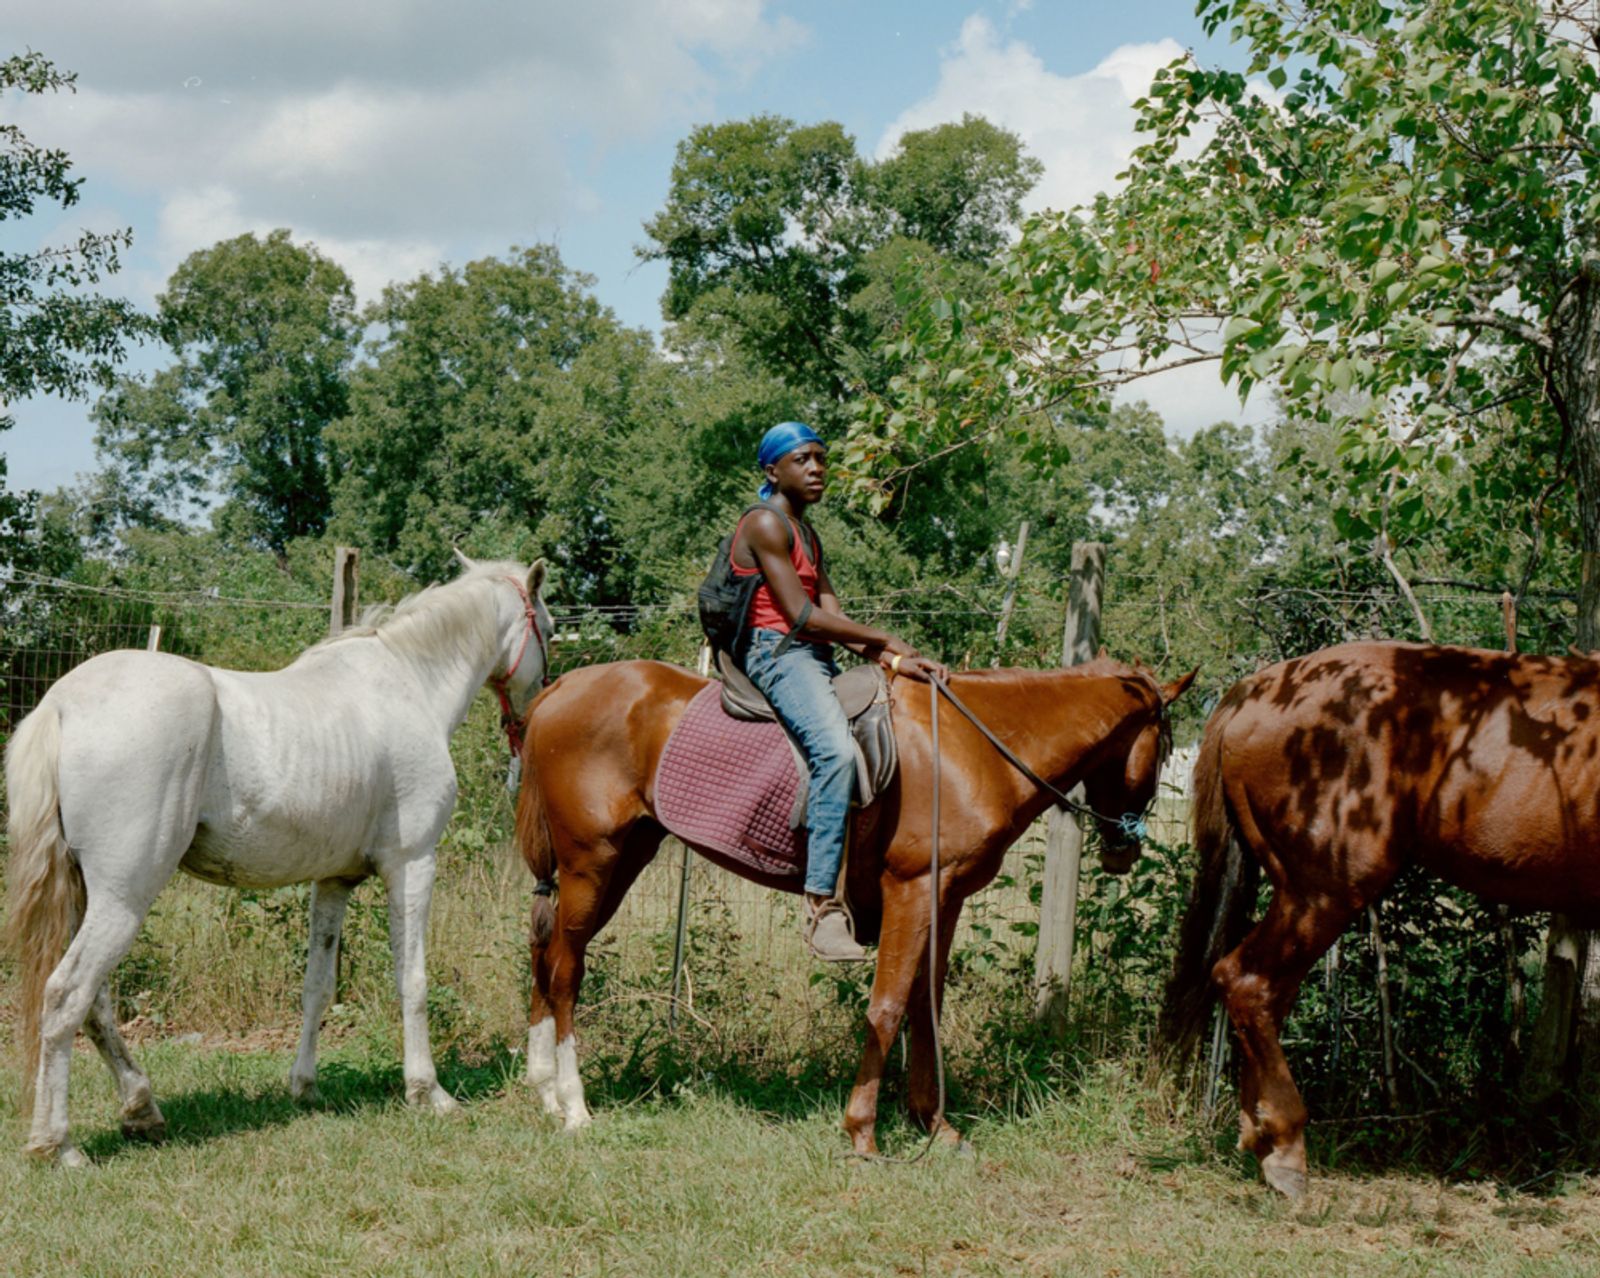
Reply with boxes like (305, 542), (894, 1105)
(805, 897), (867, 962)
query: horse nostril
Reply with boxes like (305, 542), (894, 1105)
(1100, 842), (1139, 875)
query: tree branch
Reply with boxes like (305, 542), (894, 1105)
(1456, 308), (1553, 350)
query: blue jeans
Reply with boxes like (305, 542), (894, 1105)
(742, 628), (854, 897)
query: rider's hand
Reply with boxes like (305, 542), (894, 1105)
(894, 654), (949, 683)
(879, 638), (948, 684)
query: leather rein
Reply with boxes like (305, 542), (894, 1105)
(927, 672), (1167, 841)
(489, 575), (549, 758)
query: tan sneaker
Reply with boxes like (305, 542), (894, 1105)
(806, 899), (867, 962)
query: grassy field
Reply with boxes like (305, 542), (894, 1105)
(1, 1036), (1598, 1277)
(0, 723), (1589, 1276)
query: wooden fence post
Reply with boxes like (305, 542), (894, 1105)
(1497, 590), (1527, 1057)
(330, 546), (359, 637)
(1033, 541), (1105, 1035)
(327, 546), (360, 1000)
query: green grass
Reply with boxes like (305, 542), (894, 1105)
(1, 1038), (1597, 1277)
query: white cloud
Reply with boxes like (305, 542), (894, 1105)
(881, 15), (1275, 435)
(7, 0), (802, 303)
(878, 16), (1186, 216)
(147, 188), (440, 305)
(1111, 357), (1272, 436)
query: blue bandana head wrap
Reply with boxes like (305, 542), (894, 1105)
(756, 421), (823, 499)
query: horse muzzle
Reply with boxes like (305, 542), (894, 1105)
(1097, 838), (1140, 876)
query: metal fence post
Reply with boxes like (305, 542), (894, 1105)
(993, 519), (1031, 660)
(1033, 541), (1105, 1036)
(669, 642), (714, 1027)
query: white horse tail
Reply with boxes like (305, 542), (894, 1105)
(4, 700), (84, 1113)
(514, 739), (557, 948)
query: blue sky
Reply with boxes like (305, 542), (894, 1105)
(5, 1), (1254, 496)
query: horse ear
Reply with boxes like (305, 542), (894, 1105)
(1161, 667), (1199, 705)
(452, 546), (475, 572)
(1097, 644), (1108, 660)
(526, 558), (547, 598)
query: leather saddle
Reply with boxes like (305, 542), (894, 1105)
(716, 650), (898, 827)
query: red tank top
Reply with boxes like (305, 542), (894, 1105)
(730, 511), (820, 635)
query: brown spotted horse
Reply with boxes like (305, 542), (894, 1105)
(1164, 640), (1600, 1198)
(513, 656), (1194, 1153)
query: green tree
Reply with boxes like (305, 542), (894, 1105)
(328, 245), (651, 592)
(858, 0), (1600, 1109)
(641, 113), (1039, 413)
(1, 52), (151, 573)
(94, 229), (358, 554)
(863, 2), (1595, 588)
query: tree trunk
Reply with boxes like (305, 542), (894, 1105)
(1523, 250), (1600, 1109)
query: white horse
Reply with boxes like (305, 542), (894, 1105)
(3, 553), (552, 1165)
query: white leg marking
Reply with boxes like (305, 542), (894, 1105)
(525, 1019), (563, 1117)
(554, 1035), (591, 1131)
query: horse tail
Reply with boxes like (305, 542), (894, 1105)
(1160, 692), (1257, 1061)
(4, 700), (85, 1114)
(514, 730), (557, 949)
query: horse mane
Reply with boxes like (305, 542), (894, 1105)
(953, 658), (1172, 771)
(950, 655), (1149, 686)
(310, 559), (525, 666)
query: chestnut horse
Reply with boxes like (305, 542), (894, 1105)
(515, 657), (1194, 1151)
(1164, 640), (1600, 1198)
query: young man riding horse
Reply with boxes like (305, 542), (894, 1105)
(729, 421), (947, 960)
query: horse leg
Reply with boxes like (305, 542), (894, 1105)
(28, 892), (162, 1166)
(844, 875), (931, 1156)
(1213, 890), (1357, 1198)
(81, 980), (165, 1142)
(532, 825), (662, 1131)
(289, 878), (355, 1104)
(906, 891), (963, 1146)
(526, 924), (562, 1117)
(378, 853), (457, 1113)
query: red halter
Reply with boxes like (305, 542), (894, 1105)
(489, 574), (549, 758)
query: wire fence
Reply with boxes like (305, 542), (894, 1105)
(0, 562), (1581, 1118)
(0, 570), (1186, 1012)
(2, 567), (1579, 921)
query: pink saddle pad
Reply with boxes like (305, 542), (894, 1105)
(654, 683), (806, 879)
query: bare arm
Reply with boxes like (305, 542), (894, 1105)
(740, 512), (947, 681)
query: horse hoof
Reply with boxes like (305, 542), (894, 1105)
(407, 1083), (460, 1114)
(951, 1138), (976, 1160)
(34, 1143), (90, 1170)
(562, 1109), (593, 1134)
(120, 1116), (167, 1143)
(289, 1077), (321, 1106)
(24, 1138), (86, 1168)
(1262, 1155), (1308, 1200)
